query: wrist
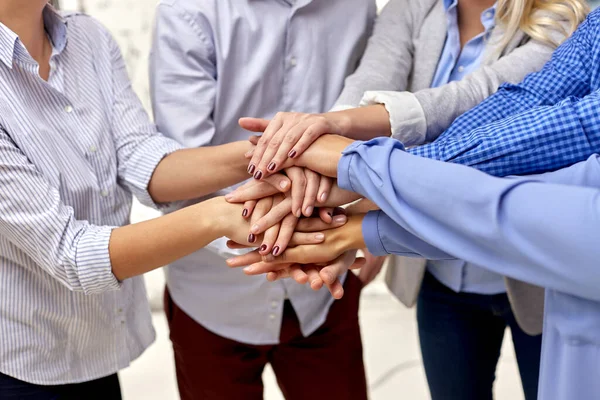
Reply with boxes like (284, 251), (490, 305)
(333, 214), (366, 253)
(324, 111), (353, 137)
(194, 197), (233, 239)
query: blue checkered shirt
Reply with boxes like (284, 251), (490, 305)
(410, 9), (600, 177)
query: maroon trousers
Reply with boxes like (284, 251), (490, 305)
(164, 272), (367, 400)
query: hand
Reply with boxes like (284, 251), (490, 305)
(226, 214), (366, 271)
(264, 251), (366, 299)
(240, 112), (348, 180)
(358, 249), (386, 287)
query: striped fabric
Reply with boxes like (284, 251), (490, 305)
(0, 7), (182, 384)
(409, 11), (600, 177)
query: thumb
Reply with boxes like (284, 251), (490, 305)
(239, 117), (270, 132)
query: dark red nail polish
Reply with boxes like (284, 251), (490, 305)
(248, 234), (256, 243)
(260, 244), (267, 252)
(288, 150), (297, 158)
(248, 164), (256, 175)
(242, 209), (248, 217)
(272, 246), (280, 256)
(254, 170), (263, 180)
(267, 162), (276, 171)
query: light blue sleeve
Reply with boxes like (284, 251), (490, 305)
(149, 1), (217, 148)
(338, 137), (600, 301)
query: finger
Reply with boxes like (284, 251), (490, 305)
(286, 167), (307, 218)
(244, 260), (293, 275)
(256, 129), (290, 179)
(262, 173), (291, 193)
(250, 197), (293, 235)
(267, 270), (289, 282)
(249, 118), (283, 177)
(248, 135), (261, 145)
(242, 200), (256, 218)
(290, 265), (309, 285)
(302, 169), (320, 217)
(259, 195), (283, 254)
(226, 251), (263, 268)
(317, 176), (333, 204)
(288, 120), (341, 160)
(271, 213), (298, 256)
(239, 118), (270, 133)
(226, 240), (253, 250)
(349, 257), (367, 270)
(319, 252), (354, 286)
(226, 181), (280, 203)
(244, 147), (255, 159)
(249, 197), (273, 243)
(295, 214), (347, 232)
(325, 279), (344, 300)
(305, 267), (324, 291)
(318, 207), (335, 223)
(267, 122), (310, 173)
(287, 231), (326, 247)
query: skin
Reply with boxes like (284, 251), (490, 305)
(0, 0), (329, 282)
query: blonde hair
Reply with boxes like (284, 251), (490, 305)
(495, 0), (589, 50)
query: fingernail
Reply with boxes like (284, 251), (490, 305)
(288, 150), (297, 158)
(315, 233), (325, 240)
(242, 209), (248, 217)
(305, 206), (314, 216)
(296, 209), (302, 218)
(254, 170), (263, 180)
(248, 234), (256, 243)
(272, 246), (280, 256)
(320, 192), (327, 202)
(225, 194), (233, 201)
(267, 162), (277, 171)
(248, 164), (255, 175)
(333, 215), (347, 224)
(327, 211), (332, 217)
(251, 224), (260, 234)
(260, 244), (267, 252)
(243, 266), (253, 273)
(280, 180), (289, 190)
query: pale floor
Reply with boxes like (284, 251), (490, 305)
(119, 274), (526, 400)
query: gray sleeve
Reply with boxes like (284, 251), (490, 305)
(332, 0), (419, 109)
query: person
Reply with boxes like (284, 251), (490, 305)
(0, 2), (337, 398)
(236, 0), (588, 398)
(148, 0), (376, 399)
(228, 8), (600, 398)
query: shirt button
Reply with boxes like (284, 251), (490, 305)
(89, 145), (97, 153)
(101, 190), (109, 197)
(485, 12), (493, 19)
(64, 105), (73, 113)
(269, 314), (276, 321)
(457, 66), (465, 73)
(271, 301), (278, 309)
(118, 308), (123, 313)
(289, 57), (297, 67)
(121, 320), (125, 325)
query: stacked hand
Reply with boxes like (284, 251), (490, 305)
(221, 113), (386, 299)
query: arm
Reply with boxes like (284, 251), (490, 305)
(360, 25), (566, 146)
(332, 0), (418, 109)
(409, 88), (600, 177)
(338, 138), (600, 301)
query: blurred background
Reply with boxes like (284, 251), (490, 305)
(50, 0), (599, 399)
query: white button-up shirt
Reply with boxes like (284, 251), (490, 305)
(150, 0), (376, 344)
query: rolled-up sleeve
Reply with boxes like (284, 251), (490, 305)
(0, 129), (119, 294)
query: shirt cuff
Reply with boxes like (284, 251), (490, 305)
(337, 141), (365, 192)
(329, 104), (356, 112)
(362, 211), (388, 256)
(76, 225), (121, 295)
(360, 91), (427, 146)
(122, 135), (184, 210)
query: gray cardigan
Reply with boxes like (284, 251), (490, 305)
(335, 0), (571, 335)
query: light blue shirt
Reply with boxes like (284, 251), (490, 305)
(0, 7), (184, 384)
(338, 137), (600, 400)
(428, 0), (505, 294)
(150, 0), (376, 345)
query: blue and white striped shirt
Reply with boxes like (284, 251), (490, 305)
(0, 7), (182, 384)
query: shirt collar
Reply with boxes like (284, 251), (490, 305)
(443, 0), (497, 30)
(0, 4), (67, 69)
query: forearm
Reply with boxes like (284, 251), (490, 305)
(149, 141), (252, 203)
(325, 105), (391, 141)
(109, 197), (233, 280)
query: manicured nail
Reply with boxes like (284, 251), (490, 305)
(254, 170), (263, 180)
(272, 246), (280, 256)
(267, 162), (277, 171)
(248, 234), (256, 243)
(305, 206), (314, 216)
(242, 208), (248, 217)
(251, 224), (260, 234)
(296, 209), (302, 218)
(248, 164), (255, 175)
(244, 266), (254, 273)
(333, 215), (347, 224)
(315, 233), (325, 241)
(288, 150), (297, 158)
(260, 244), (267, 252)
(280, 180), (289, 190)
(320, 192), (327, 202)
(327, 211), (333, 217)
